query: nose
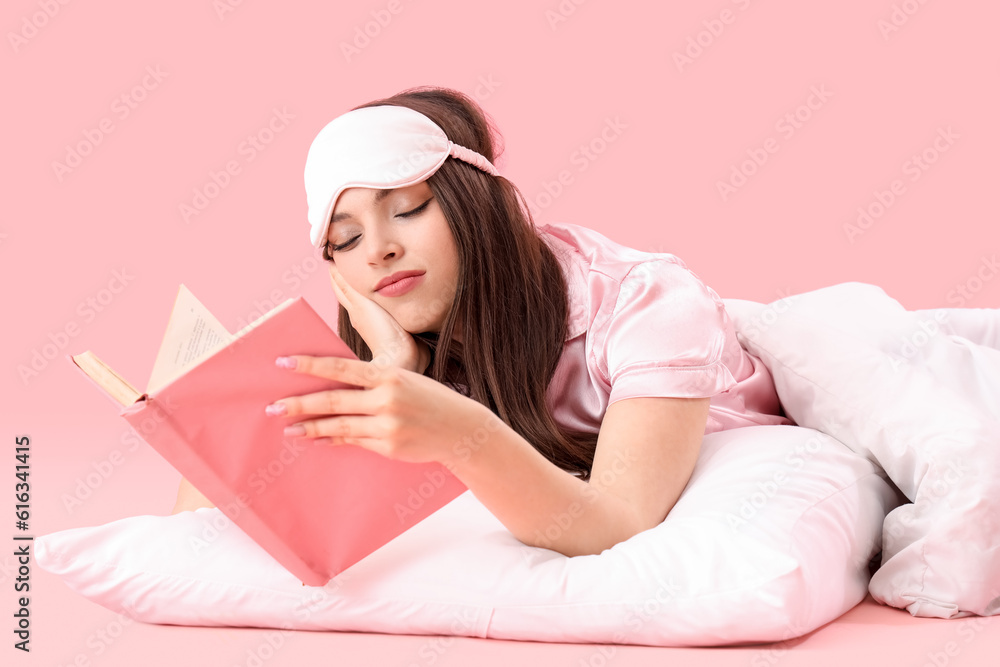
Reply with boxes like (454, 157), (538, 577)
(365, 227), (402, 263)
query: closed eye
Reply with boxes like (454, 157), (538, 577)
(399, 197), (432, 218)
(327, 197), (433, 253)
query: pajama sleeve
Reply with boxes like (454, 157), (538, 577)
(601, 258), (738, 407)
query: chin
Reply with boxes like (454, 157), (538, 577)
(391, 307), (432, 333)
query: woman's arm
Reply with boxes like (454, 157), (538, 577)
(590, 396), (711, 531)
(442, 395), (711, 557)
(270, 354), (710, 557)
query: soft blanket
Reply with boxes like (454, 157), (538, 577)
(723, 282), (1000, 619)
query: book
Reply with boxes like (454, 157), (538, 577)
(67, 284), (469, 586)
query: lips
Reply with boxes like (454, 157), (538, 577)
(374, 269), (426, 292)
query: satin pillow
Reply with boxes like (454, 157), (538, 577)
(35, 424), (898, 646)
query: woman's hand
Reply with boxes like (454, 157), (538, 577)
(327, 262), (431, 374)
(266, 354), (500, 466)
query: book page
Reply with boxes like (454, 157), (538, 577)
(146, 284), (233, 394)
(70, 350), (142, 406)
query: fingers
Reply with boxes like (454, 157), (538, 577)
(285, 414), (377, 441)
(328, 263), (355, 305)
(273, 385), (376, 421)
(275, 354), (382, 389)
(266, 380), (381, 447)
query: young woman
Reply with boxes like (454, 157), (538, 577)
(172, 86), (793, 558)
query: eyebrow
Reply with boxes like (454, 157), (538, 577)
(330, 189), (394, 224)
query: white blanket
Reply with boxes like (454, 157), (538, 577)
(724, 282), (1000, 618)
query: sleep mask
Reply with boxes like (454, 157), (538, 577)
(304, 104), (500, 248)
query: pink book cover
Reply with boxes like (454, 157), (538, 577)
(65, 295), (469, 587)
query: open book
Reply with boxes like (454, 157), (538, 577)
(67, 285), (468, 586)
(71, 285), (295, 406)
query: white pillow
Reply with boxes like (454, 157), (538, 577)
(724, 284), (1000, 619)
(35, 424), (898, 646)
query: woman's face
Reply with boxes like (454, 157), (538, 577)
(325, 181), (460, 339)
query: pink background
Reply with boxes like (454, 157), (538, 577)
(2, 0), (998, 664)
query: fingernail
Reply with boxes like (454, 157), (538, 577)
(264, 403), (287, 416)
(283, 424), (306, 437)
(275, 356), (297, 369)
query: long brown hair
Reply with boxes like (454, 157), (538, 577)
(321, 86), (598, 480)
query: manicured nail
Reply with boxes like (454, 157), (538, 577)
(264, 403), (287, 416)
(275, 356), (297, 369)
(283, 424), (306, 437)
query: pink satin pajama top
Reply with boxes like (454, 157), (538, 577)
(537, 221), (794, 436)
